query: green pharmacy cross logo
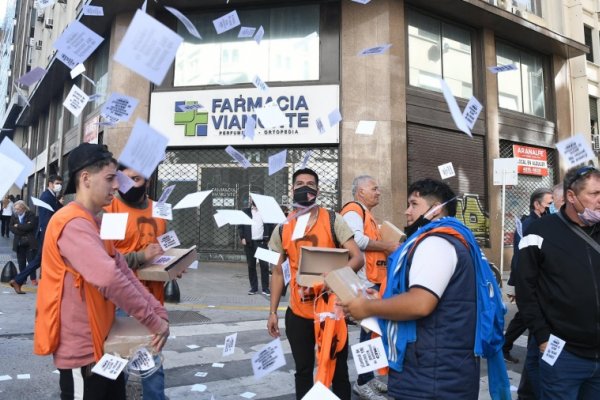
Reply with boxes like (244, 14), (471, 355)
(174, 101), (208, 136)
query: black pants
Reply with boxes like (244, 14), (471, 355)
(1, 215), (10, 237)
(244, 240), (270, 292)
(285, 307), (351, 400)
(14, 236), (43, 285)
(503, 311), (527, 352)
(16, 245), (36, 281)
(59, 364), (126, 400)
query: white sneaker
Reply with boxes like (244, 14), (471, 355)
(368, 378), (388, 393)
(352, 381), (387, 400)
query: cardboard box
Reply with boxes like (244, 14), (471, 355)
(103, 316), (153, 358)
(137, 246), (197, 281)
(297, 246), (348, 287)
(380, 221), (407, 243)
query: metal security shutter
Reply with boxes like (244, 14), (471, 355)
(590, 97), (598, 123)
(407, 123), (489, 246)
(155, 146), (339, 261)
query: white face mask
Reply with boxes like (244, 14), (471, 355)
(53, 184), (62, 193)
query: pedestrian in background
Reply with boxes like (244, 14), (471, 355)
(1, 194), (14, 237)
(9, 200), (38, 289)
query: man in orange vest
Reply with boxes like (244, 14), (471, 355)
(267, 168), (364, 399)
(104, 165), (167, 400)
(341, 175), (399, 400)
(33, 143), (170, 400)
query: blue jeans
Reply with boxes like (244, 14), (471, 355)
(540, 348), (600, 400)
(521, 334), (541, 399)
(141, 363), (165, 400)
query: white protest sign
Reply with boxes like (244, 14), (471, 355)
(238, 27), (256, 38)
(328, 108), (343, 127)
(101, 93), (139, 124)
(493, 158), (519, 186)
(225, 145), (252, 168)
(116, 171), (135, 194)
(0, 153), (24, 198)
(315, 118), (326, 134)
(152, 202), (173, 221)
(222, 332), (237, 357)
(350, 337), (389, 374)
(440, 79), (472, 137)
(82, 5), (104, 16)
(358, 43), (392, 56)
(54, 21), (104, 68)
(213, 10), (241, 34)
(282, 259), (291, 286)
(129, 348), (155, 371)
(555, 133), (596, 169)
(17, 67), (46, 87)
(252, 75), (269, 93)
(462, 96), (483, 130)
(31, 197), (54, 212)
(438, 162), (456, 180)
(291, 213), (310, 241)
(541, 334), (566, 367)
(249, 192), (287, 224)
(70, 64), (86, 79)
(243, 116), (256, 140)
(300, 151), (312, 169)
(251, 338), (286, 380)
(91, 353), (128, 380)
(488, 63), (518, 74)
(173, 190), (212, 210)
(157, 230), (180, 251)
(158, 185), (176, 204)
(254, 247), (281, 265)
(114, 10), (183, 85)
(164, 6), (202, 40)
(100, 213), (129, 240)
(0, 137), (33, 189)
(268, 150), (287, 176)
(118, 119), (169, 179)
(515, 216), (523, 239)
(256, 103), (287, 129)
(356, 120), (376, 135)
(254, 26), (265, 44)
(63, 85), (90, 118)
(302, 381), (341, 400)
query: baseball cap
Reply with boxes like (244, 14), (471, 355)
(64, 143), (114, 195)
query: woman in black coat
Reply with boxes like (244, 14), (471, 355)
(9, 200), (39, 285)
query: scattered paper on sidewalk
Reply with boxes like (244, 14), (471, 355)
(191, 384), (207, 392)
(222, 332), (237, 357)
(302, 381), (341, 399)
(186, 344), (200, 350)
(212, 362), (225, 368)
(251, 338), (286, 380)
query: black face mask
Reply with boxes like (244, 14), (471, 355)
(404, 215), (431, 238)
(119, 184), (146, 204)
(293, 186), (318, 207)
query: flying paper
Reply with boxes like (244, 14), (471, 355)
(238, 27), (256, 38)
(328, 109), (343, 127)
(31, 197), (54, 212)
(249, 192), (286, 224)
(100, 93), (139, 124)
(63, 85), (89, 117)
(0, 137), (33, 188)
(17, 67), (46, 87)
(214, 210), (253, 226)
(225, 145), (252, 168)
(165, 6), (202, 40)
(54, 20), (104, 68)
(358, 43), (391, 56)
(118, 119), (169, 179)
(268, 150), (287, 176)
(440, 79), (472, 137)
(82, 5), (104, 16)
(100, 213), (129, 240)
(256, 103), (287, 129)
(173, 190), (212, 210)
(213, 10), (240, 34)
(0, 153), (24, 198)
(555, 133), (596, 169)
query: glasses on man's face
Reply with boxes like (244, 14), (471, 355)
(567, 166), (598, 189)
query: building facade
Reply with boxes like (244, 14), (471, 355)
(0, 0), (590, 264)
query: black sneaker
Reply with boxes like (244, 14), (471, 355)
(262, 289), (271, 296)
(248, 290), (258, 295)
(503, 351), (519, 364)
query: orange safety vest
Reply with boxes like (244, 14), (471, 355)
(33, 202), (116, 361)
(281, 207), (338, 319)
(104, 197), (167, 304)
(341, 202), (387, 285)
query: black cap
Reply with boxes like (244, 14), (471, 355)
(64, 143), (114, 195)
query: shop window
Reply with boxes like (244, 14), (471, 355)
(407, 10), (473, 99)
(496, 41), (546, 118)
(173, 4), (320, 86)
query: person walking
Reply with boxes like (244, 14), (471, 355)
(9, 201), (38, 289)
(1, 194), (14, 237)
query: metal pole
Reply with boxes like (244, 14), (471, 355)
(500, 169), (507, 288)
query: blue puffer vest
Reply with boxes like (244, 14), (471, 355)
(388, 234), (480, 400)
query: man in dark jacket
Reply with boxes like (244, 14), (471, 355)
(517, 165), (600, 399)
(238, 199), (275, 295)
(9, 200), (39, 290)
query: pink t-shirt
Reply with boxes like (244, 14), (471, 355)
(53, 214), (168, 369)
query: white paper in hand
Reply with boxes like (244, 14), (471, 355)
(91, 354), (128, 380)
(437, 162), (456, 180)
(254, 247), (281, 265)
(555, 133), (596, 169)
(157, 230), (180, 251)
(440, 79), (472, 137)
(251, 338), (286, 380)
(356, 120), (376, 135)
(268, 150), (287, 176)
(0, 153), (24, 198)
(249, 192), (286, 224)
(31, 197), (54, 212)
(213, 10), (241, 34)
(153, 202), (173, 220)
(282, 259), (291, 286)
(462, 96), (483, 130)
(291, 213), (310, 241)
(541, 334), (566, 366)
(350, 337), (388, 374)
(358, 43), (391, 56)
(54, 21), (104, 68)
(63, 86), (90, 118)
(173, 190), (212, 210)
(118, 119), (169, 179)
(222, 332), (237, 357)
(129, 348), (155, 371)
(100, 213), (129, 240)
(164, 6), (202, 40)
(0, 137), (33, 189)
(515, 216), (523, 239)
(302, 381), (341, 400)
(256, 103), (287, 129)
(225, 145), (252, 168)
(113, 10), (183, 85)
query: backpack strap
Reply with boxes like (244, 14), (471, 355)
(328, 209), (341, 248)
(341, 201), (366, 222)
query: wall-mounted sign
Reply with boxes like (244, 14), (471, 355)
(513, 144), (549, 176)
(149, 85), (340, 147)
